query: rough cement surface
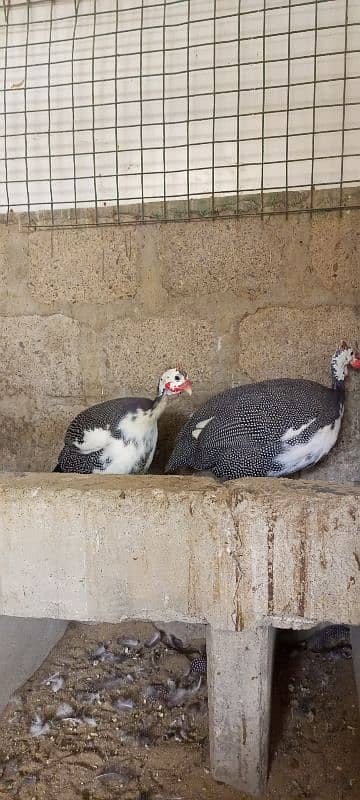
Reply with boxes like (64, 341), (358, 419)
(238, 305), (360, 384)
(157, 215), (360, 304)
(0, 616), (68, 713)
(27, 227), (139, 304)
(101, 317), (218, 395)
(0, 475), (358, 629)
(229, 478), (360, 628)
(0, 474), (237, 627)
(207, 624), (275, 796)
(0, 212), (359, 480)
(0, 314), (83, 397)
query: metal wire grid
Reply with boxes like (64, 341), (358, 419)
(0, 0), (360, 228)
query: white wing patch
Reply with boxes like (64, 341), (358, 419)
(268, 415), (342, 476)
(281, 417), (316, 442)
(74, 427), (112, 453)
(191, 417), (214, 440)
(94, 427), (158, 475)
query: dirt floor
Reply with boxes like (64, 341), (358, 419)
(0, 621), (359, 800)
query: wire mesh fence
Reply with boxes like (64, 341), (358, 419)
(1, 0), (360, 228)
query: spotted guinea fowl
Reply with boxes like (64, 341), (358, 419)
(54, 368), (192, 474)
(166, 342), (360, 481)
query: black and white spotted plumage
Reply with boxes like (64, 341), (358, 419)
(54, 368), (192, 475)
(54, 397), (155, 474)
(166, 345), (360, 481)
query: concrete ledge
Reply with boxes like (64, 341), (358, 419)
(0, 616), (68, 713)
(230, 479), (360, 628)
(0, 474), (358, 628)
(0, 474), (359, 797)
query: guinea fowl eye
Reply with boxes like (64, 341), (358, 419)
(175, 375), (181, 381)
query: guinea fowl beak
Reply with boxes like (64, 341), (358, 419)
(182, 379), (193, 395)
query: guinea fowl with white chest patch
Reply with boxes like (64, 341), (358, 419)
(54, 368), (192, 474)
(166, 342), (360, 481)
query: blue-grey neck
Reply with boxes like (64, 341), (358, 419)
(332, 377), (345, 391)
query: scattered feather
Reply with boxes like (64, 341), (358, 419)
(22, 776), (37, 787)
(144, 684), (169, 704)
(98, 674), (134, 690)
(189, 655), (207, 676)
(138, 732), (153, 747)
(167, 677), (202, 708)
(60, 714), (97, 727)
(95, 764), (136, 785)
(43, 672), (64, 693)
(1, 759), (19, 777)
(62, 717), (82, 726)
(113, 697), (135, 712)
(117, 636), (140, 648)
(95, 771), (124, 784)
(90, 643), (107, 659)
(145, 631), (161, 648)
(157, 629), (196, 655)
(30, 714), (50, 737)
(99, 651), (118, 663)
(75, 690), (100, 704)
(56, 703), (75, 719)
(83, 716), (97, 728)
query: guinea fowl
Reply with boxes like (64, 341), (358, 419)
(54, 368), (192, 474)
(166, 342), (360, 481)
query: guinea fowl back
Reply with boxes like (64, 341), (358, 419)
(166, 378), (340, 474)
(64, 397), (154, 447)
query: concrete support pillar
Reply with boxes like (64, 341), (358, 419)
(207, 623), (276, 798)
(0, 616), (68, 712)
(350, 625), (360, 712)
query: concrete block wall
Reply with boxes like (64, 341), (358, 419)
(0, 212), (359, 478)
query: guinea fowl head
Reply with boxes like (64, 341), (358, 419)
(157, 368), (192, 398)
(331, 341), (360, 386)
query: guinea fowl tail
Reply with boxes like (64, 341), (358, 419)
(53, 463), (63, 472)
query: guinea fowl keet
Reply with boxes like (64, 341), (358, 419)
(54, 368), (192, 474)
(166, 342), (360, 481)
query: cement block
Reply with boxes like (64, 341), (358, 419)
(309, 211), (360, 301)
(238, 305), (360, 385)
(0, 395), (85, 471)
(157, 213), (360, 305)
(157, 217), (309, 303)
(207, 624), (276, 797)
(27, 227), (138, 304)
(0, 314), (83, 396)
(0, 616), (68, 712)
(101, 316), (218, 395)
